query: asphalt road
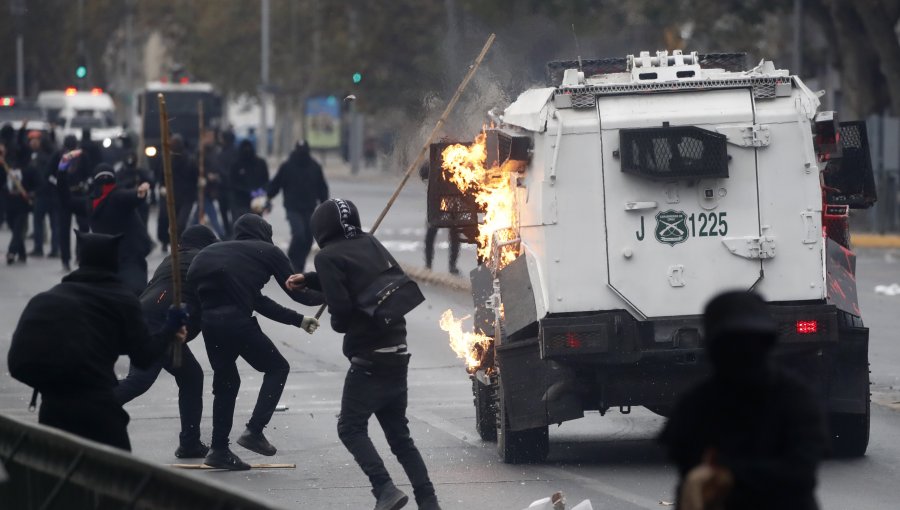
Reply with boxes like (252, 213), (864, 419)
(1, 173), (899, 509)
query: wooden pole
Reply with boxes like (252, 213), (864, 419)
(314, 32), (496, 320)
(197, 100), (206, 225)
(158, 93), (183, 368)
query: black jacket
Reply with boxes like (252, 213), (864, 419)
(659, 366), (826, 510)
(268, 144), (328, 213)
(312, 199), (406, 359)
(3, 164), (37, 213)
(29, 148), (56, 198)
(9, 268), (160, 393)
(141, 225), (218, 339)
(187, 214), (323, 325)
(116, 163), (154, 190)
(90, 186), (152, 261)
(171, 153), (199, 209)
(228, 141), (268, 209)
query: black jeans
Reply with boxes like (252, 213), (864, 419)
(40, 391), (131, 451)
(337, 364), (435, 502)
(286, 210), (313, 271)
(424, 226), (460, 271)
(202, 315), (290, 449)
(113, 343), (204, 446)
(6, 207), (28, 259)
(32, 194), (59, 255)
(118, 257), (148, 296)
(58, 196), (90, 265)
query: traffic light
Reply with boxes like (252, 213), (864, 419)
(75, 56), (88, 79)
(352, 72), (362, 84)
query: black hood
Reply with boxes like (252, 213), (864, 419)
(75, 231), (121, 272)
(233, 213), (273, 243)
(704, 291), (777, 385)
(311, 198), (362, 248)
(238, 140), (256, 162)
(289, 141), (312, 165)
(180, 225), (218, 250)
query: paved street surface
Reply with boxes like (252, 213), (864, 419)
(2, 170), (900, 509)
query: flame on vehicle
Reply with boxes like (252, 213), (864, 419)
(441, 130), (521, 268)
(439, 309), (492, 372)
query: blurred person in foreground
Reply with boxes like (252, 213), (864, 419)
(659, 290), (827, 510)
(305, 198), (441, 510)
(115, 225), (218, 458)
(267, 140), (328, 271)
(89, 167), (153, 295)
(7, 232), (187, 450)
(187, 214), (322, 470)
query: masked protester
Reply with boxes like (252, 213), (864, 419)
(54, 135), (92, 272)
(7, 232), (187, 450)
(89, 166), (153, 295)
(29, 132), (59, 257)
(309, 198), (441, 510)
(2, 142), (37, 265)
(267, 141), (328, 271)
(186, 214), (322, 470)
(116, 151), (154, 228)
(228, 140), (268, 222)
(659, 291), (827, 510)
(114, 225), (218, 458)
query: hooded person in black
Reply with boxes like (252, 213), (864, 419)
(55, 134), (92, 272)
(186, 213), (323, 470)
(310, 198), (441, 510)
(2, 140), (37, 264)
(659, 291), (827, 510)
(267, 141), (329, 271)
(116, 150), (154, 228)
(89, 166), (153, 295)
(7, 232), (186, 450)
(114, 225), (218, 458)
(228, 140), (268, 222)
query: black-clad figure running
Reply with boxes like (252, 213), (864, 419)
(307, 198), (441, 510)
(114, 225), (219, 458)
(187, 214), (322, 470)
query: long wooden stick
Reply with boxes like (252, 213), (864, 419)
(158, 93), (183, 368)
(197, 100), (206, 225)
(314, 33), (496, 320)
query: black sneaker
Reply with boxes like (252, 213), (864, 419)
(203, 447), (251, 471)
(236, 428), (277, 456)
(374, 483), (408, 510)
(175, 441), (210, 459)
(417, 496), (442, 510)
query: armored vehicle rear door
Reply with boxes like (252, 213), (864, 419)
(598, 89), (761, 318)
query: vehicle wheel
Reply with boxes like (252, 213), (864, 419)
(496, 375), (548, 464)
(473, 376), (497, 441)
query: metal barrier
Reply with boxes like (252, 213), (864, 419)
(0, 414), (285, 510)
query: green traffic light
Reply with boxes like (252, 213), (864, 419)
(352, 72), (362, 84)
(76, 65), (87, 79)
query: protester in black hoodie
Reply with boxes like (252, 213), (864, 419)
(8, 232), (186, 450)
(89, 167), (152, 295)
(228, 140), (268, 222)
(659, 291), (827, 510)
(309, 198), (441, 510)
(114, 225), (218, 459)
(268, 141), (328, 271)
(186, 214), (322, 470)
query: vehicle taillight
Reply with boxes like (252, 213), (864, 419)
(565, 332), (582, 349)
(90, 87), (103, 95)
(1, 97), (14, 106)
(796, 320), (818, 334)
(65, 87), (77, 96)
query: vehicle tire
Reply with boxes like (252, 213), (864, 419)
(496, 374), (549, 464)
(829, 381), (870, 457)
(473, 376), (498, 441)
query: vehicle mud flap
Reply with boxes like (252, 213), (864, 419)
(470, 265), (495, 337)
(496, 369), (549, 464)
(495, 338), (547, 431)
(828, 314), (869, 457)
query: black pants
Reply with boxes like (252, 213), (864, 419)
(6, 207), (28, 259)
(58, 196), (90, 266)
(424, 226), (460, 271)
(118, 257), (148, 296)
(218, 195), (232, 238)
(39, 391), (131, 451)
(32, 194), (59, 255)
(337, 364), (435, 502)
(202, 315), (290, 449)
(286, 210), (313, 271)
(114, 344), (204, 446)
(157, 201), (195, 246)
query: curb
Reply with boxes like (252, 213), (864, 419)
(403, 265), (472, 293)
(852, 234), (900, 249)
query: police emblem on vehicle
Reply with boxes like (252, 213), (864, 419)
(655, 210), (689, 246)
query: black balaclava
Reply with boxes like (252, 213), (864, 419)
(704, 291), (778, 386)
(311, 198), (361, 248)
(238, 139), (256, 163)
(75, 231), (121, 272)
(63, 134), (79, 151)
(180, 225), (218, 251)
(233, 213), (274, 244)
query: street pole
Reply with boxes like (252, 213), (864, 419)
(260, 0), (270, 158)
(11, 0), (25, 98)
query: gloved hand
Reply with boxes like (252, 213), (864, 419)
(163, 304), (190, 335)
(300, 316), (319, 334)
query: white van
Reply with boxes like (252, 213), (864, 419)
(37, 88), (124, 147)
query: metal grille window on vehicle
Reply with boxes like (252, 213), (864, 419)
(619, 126), (729, 180)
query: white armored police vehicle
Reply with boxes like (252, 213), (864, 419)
(428, 51), (876, 463)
